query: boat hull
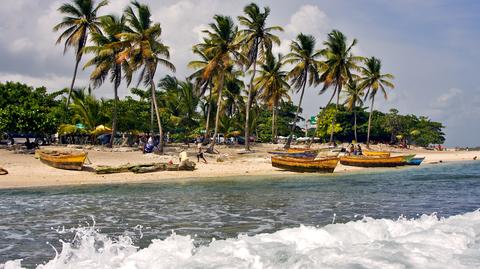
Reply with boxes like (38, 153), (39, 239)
(339, 155), (408, 167)
(407, 157), (425, 165)
(268, 151), (317, 158)
(363, 151), (391, 157)
(37, 150), (87, 170)
(271, 156), (339, 173)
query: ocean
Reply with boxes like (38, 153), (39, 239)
(1, 162), (479, 268)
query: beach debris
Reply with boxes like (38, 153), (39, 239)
(0, 167), (8, 175)
(474, 156), (477, 160)
(95, 161), (196, 174)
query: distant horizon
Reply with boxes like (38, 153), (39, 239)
(1, 0), (479, 146)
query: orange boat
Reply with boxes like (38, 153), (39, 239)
(271, 156), (339, 173)
(363, 151), (390, 157)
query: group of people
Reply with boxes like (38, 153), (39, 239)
(347, 144), (363, 155)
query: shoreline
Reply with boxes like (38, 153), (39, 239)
(0, 144), (478, 190)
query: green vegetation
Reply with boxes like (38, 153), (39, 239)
(0, 1), (446, 149)
(0, 82), (64, 135)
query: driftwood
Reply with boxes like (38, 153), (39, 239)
(0, 167), (8, 175)
(95, 160), (195, 174)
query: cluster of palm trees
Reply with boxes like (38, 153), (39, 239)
(54, 0), (395, 153)
(54, 0), (174, 152)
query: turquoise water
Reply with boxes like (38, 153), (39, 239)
(1, 162), (480, 268)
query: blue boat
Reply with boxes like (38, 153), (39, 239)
(407, 157), (425, 165)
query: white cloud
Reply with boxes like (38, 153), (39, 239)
(285, 5), (329, 37)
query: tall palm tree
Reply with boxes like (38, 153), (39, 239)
(195, 15), (242, 152)
(53, 0), (109, 107)
(255, 53), (290, 143)
(119, 1), (175, 154)
(312, 30), (361, 145)
(188, 47), (215, 138)
(84, 15), (132, 148)
(344, 80), (364, 142)
(238, 3), (283, 151)
(283, 33), (322, 149)
(359, 57), (395, 148)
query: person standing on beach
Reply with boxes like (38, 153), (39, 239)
(196, 141), (207, 163)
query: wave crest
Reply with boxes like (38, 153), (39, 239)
(3, 210), (480, 269)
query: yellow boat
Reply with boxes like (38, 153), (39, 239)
(340, 155), (414, 167)
(363, 151), (391, 157)
(271, 156), (339, 173)
(37, 149), (88, 170)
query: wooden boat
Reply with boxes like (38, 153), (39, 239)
(271, 156), (339, 173)
(37, 149), (87, 170)
(363, 151), (391, 157)
(339, 154), (414, 167)
(268, 150), (318, 159)
(406, 157), (425, 165)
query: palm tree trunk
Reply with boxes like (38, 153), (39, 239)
(66, 34), (86, 108)
(285, 75), (307, 149)
(307, 86), (337, 147)
(150, 75), (164, 154)
(108, 86), (119, 148)
(150, 97), (154, 134)
(205, 85), (213, 138)
(108, 66), (121, 148)
(209, 72), (225, 152)
(366, 95), (375, 148)
(329, 85), (342, 144)
(271, 105), (276, 143)
(245, 49), (258, 151)
(354, 110), (358, 142)
(66, 56), (81, 108)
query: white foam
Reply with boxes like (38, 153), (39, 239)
(3, 210), (480, 269)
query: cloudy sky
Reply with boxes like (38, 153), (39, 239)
(1, 0), (479, 146)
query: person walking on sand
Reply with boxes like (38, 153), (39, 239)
(196, 141), (207, 163)
(356, 144), (363, 155)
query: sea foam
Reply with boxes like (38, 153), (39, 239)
(2, 210), (480, 269)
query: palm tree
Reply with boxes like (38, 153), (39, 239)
(344, 80), (364, 142)
(283, 33), (322, 149)
(84, 15), (132, 148)
(158, 76), (200, 136)
(194, 15), (242, 152)
(312, 30), (361, 145)
(359, 57), (395, 148)
(238, 3), (283, 151)
(53, 0), (109, 107)
(119, 1), (175, 154)
(70, 88), (103, 131)
(255, 53), (290, 143)
(188, 47), (215, 138)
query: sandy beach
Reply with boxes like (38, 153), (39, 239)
(0, 144), (478, 190)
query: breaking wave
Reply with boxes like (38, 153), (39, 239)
(2, 210), (480, 269)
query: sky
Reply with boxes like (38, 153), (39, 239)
(0, 0), (479, 146)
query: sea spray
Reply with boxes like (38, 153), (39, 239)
(2, 210), (480, 269)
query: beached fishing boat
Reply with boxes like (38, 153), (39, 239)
(363, 151), (391, 157)
(37, 149), (88, 170)
(406, 157), (425, 165)
(339, 154), (414, 167)
(271, 156), (339, 173)
(268, 149), (318, 158)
